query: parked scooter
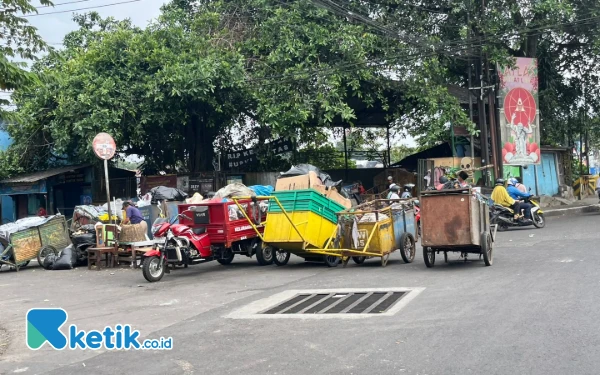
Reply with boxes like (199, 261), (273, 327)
(490, 195), (545, 231)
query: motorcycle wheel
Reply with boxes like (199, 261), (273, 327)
(217, 250), (235, 265)
(142, 256), (165, 282)
(532, 212), (546, 228)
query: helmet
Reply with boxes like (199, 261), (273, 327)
(439, 176), (449, 184)
(495, 178), (505, 186)
(508, 178), (518, 186)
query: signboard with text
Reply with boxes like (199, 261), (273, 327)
(225, 137), (293, 170)
(498, 58), (541, 165)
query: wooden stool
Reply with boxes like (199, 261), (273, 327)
(88, 247), (118, 270)
(119, 241), (155, 268)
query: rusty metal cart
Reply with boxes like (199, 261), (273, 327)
(0, 216), (70, 271)
(420, 188), (496, 267)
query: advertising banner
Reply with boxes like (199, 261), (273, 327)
(498, 58), (541, 165)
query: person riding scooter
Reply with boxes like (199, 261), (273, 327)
(507, 178), (533, 220)
(491, 178), (529, 222)
(387, 184), (401, 199)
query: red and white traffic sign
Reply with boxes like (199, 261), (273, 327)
(92, 132), (116, 160)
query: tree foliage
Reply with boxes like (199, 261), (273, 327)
(7, 0), (600, 176)
(0, 0), (51, 100)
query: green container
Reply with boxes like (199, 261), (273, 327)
(269, 189), (345, 223)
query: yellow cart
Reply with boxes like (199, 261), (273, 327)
(234, 196), (417, 268)
(232, 190), (346, 267)
(329, 199), (417, 267)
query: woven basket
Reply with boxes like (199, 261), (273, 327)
(119, 223), (147, 243)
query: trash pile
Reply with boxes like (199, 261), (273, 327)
(276, 164), (351, 209)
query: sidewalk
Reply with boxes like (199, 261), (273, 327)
(542, 197), (600, 218)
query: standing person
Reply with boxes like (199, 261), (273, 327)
(357, 181), (366, 195)
(387, 175), (395, 188)
(122, 201), (148, 241)
(401, 186), (412, 199)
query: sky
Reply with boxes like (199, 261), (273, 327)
(27, 0), (167, 46)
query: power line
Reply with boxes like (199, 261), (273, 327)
(37, 0), (95, 9)
(23, 0), (141, 17)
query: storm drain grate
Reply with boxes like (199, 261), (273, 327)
(262, 291), (407, 315)
(226, 288), (425, 319)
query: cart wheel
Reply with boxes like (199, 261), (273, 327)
(323, 255), (340, 268)
(37, 245), (58, 269)
(481, 232), (493, 266)
(423, 247), (435, 268)
(273, 249), (290, 266)
(217, 249), (235, 265)
(444, 252), (448, 263)
(399, 233), (416, 263)
(381, 253), (390, 267)
(352, 256), (366, 265)
(255, 243), (274, 266)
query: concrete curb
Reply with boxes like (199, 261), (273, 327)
(543, 204), (600, 218)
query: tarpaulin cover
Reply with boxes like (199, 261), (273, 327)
(249, 185), (274, 196)
(279, 164), (342, 188)
(150, 186), (189, 203)
(0, 215), (58, 243)
(71, 205), (104, 231)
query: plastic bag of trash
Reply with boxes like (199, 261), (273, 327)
(149, 186), (188, 203)
(52, 244), (77, 270)
(248, 185), (274, 196)
(279, 164), (342, 188)
(358, 212), (389, 223)
(185, 192), (204, 204)
(214, 183), (255, 199)
(43, 253), (57, 270)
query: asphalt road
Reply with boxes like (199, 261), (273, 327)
(1, 213), (599, 375)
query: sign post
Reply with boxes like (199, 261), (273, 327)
(92, 133), (117, 224)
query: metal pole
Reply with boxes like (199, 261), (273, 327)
(386, 125), (391, 166)
(104, 159), (112, 225)
(467, 8), (475, 160)
(343, 127), (348, 181)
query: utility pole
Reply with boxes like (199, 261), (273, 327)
(467, 8), (475, 161)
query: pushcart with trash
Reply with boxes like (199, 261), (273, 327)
(419, 188), (496, 267)
(0, 215), (71, 271)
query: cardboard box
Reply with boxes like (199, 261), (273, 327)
(275, 171), (323, 191)
(326, 188), (352, 209)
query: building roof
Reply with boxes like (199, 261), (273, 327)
(0, 164), (92, 184)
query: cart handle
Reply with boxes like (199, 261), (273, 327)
(231, 196), (308, 244)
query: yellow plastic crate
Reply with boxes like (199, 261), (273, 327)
(264, 211), (337, 252)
